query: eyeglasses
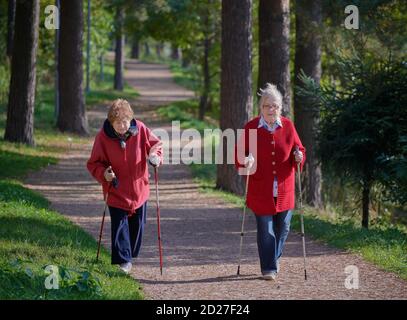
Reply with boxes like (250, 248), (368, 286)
(262, 104), (279, 110)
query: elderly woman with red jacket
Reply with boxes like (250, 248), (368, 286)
(87, 99), (162, 274)
(236, 83), (306, 280)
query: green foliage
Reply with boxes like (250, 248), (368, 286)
(35, 0), (115, 88)
(298, 51), (407, 207)
(140, 0), (221, 116)
(320, 0), (407, 92)
(323, 0), (407, 53)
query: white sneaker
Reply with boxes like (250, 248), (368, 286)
(119, 262), (132, 274)
(262, 272), (277, 281)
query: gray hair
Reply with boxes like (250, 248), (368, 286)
(257, 83), (283, 112)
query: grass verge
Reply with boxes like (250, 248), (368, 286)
(0, 62), (144, 299)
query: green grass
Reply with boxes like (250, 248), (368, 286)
(0, 60), (143, 299)
(291, 208), (407, 280)
(157, 99), (217, 132)
(158, 99), (407, 281)
(167, 61), (200, 93)
(0, 180), (143, 300)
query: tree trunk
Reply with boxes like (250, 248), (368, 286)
(131, 39), (139, 59)
(294, 0), (322, 207)
(155, 43), (163, 58)
(144, 42), (150, 56)
(199, 11), (211, 121)
(99, 54), (104, 81)
(57, 0), (89, 135)
(258, 0), (291, 116)
(7, 0), (16, 60)
(4, 0), (39, 145)
(85, 0), (91, 93)
(216, 0), (253, 195)
(55, 0), (60, 121)
(362, 180), (370, 229)
(181, 49), (190, 68)
(171, 45), (179, 60)
(114, 7), (125, 91)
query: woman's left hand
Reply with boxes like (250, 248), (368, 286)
(149, 141), (163, 156)
(293, 150), (303, 163)
(149, 153), (161, 167)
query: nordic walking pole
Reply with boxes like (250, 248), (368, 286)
(295, 146), (308, 280)
(237, 154), (253, 276)
(96, 192), (108, 263)
(154, 166), (163, 275)
(96, 171), (118, 263)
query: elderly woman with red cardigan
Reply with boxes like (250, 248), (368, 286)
(87, 99), (163, 274)
(236, 83), (306, 280)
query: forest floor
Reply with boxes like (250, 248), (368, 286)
(24, 58), (407, 299)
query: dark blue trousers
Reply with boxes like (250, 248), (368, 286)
(108, 202), (147, 265)
(255, 209), (293, 274)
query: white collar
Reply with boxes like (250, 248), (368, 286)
(258, 115), (283, 128)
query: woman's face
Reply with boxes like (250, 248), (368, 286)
(112, 118), (131, 135)
(261, 98), (280, 123)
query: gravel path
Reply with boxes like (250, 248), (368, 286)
(24, 59), (407, 300)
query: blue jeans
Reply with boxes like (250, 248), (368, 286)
(255, 210), (293, 274)
(109, 202), (147, 265)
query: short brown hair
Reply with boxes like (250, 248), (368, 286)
(107, 99), (134, 124)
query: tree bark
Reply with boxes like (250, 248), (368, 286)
(362, 179), (370, 229)
(7, 0), (16, 60)
(57, 0), (89, 135)
(294, 0), (322, 207)
(131, 39), (139, 59)
(144, 42), (150, 56)
(114, 7), (125, 91)
(4, 0), (39, 145)
(216, 0), (253, 195)
(155, 43), (163, 58)
(181, 49), (190, 68)
(171, 45), (179, 60)
(258, 0), (291, 116)
(199, 9), (211, 121)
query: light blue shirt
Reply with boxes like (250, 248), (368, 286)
(258, 115), (283, 198)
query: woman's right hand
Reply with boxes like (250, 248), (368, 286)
(104, 166), (116, 182)
(244, 153), (255, 169)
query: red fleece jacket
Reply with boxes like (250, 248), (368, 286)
(87, 119), (162, 214)
(235, 116), (306, 215)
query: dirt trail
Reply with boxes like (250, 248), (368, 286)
(25, 59), (407, 300)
